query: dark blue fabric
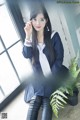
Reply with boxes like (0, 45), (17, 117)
(26, 96), (52, 120)
(22, 32), (67, 102)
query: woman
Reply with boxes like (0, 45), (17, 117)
(22, 4), (64, 120)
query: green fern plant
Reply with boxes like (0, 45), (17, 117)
(50, 89), (68, 118)
(50, 52), (80, 118)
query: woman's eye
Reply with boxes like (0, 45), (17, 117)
(32, 18), (45, 22)
(40, 18), (45, 21)
(33, 18), (36, 21)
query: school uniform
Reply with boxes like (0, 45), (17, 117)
(22, 32), (67, 103)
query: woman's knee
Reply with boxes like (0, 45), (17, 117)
(30, 96), (42, 109)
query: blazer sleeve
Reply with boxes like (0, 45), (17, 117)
(51, 32), (64, 74)
(22, 45), (33, 59)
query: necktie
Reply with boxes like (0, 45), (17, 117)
(37, 43), (52, 77)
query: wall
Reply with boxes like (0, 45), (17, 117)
(62, 5), (80, 54)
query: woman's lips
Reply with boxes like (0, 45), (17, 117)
(36, 26), (41, 28)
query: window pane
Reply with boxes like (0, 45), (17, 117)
(0, 53), (20, 96)
(0, 4), (20, 48)
(8, 42), (33, 81)
(0, 89), (5, 103)
(0, 38), (4, 53)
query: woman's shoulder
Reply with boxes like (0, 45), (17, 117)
(51, 30), (59, 39)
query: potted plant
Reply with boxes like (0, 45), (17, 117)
(50, 52), (80, 118)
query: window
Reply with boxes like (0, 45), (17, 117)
(0, 86), (5, 103)
(0, 2), (33, 104)
(0, 38), (4, 53)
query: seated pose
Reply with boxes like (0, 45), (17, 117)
(22, 4), (65, 120)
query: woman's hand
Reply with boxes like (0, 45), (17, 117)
(24, 21), (32, 40)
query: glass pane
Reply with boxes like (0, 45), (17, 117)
(0, 38), (4, 53)
(0, 89), (5, 103)
(0, 4), (20, 48)
(0, 53), (20, 97)
(8, 42), (33, 81)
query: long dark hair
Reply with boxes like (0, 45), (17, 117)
(30, 4), (54, 65)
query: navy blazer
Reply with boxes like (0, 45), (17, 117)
(22, 32), (66, 102)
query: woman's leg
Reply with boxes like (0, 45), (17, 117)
(41, 97), (52, 120)
(26, 96), (42, 120)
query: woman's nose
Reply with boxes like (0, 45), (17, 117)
(36, 20), (40, 25)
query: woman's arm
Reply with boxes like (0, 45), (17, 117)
(51, 32), (64, 74)
(22, 39), (33, 58)
(22, 21), (33, 59)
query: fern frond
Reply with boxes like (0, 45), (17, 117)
(57, 90), (68, 99)
(76, 82), (80, 88)
(59, 87), (69, 94)
(50, 90), (67, 118)
(69, 51), (80, 79)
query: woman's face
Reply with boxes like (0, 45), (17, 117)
(31, 13), (47, 32)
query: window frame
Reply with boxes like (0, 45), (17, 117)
(0, 0), (26, 111)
